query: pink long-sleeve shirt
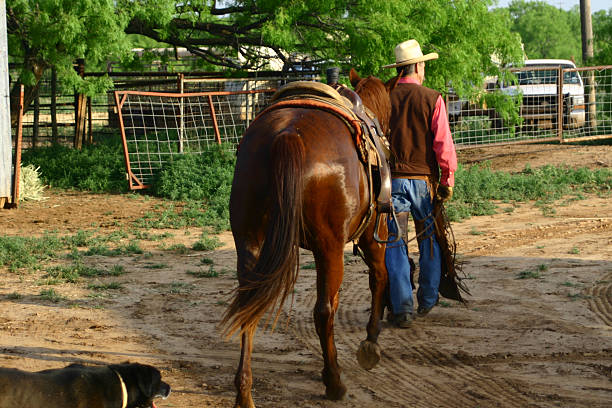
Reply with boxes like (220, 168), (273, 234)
(397, 77), (457, 186)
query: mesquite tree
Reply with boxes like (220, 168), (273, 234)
(7, 0), (523, 124)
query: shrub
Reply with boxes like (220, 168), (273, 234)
(21, 136), (127, 193)
(151, 144), (236, 229)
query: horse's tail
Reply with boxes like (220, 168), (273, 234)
(221, 130), (305, 337)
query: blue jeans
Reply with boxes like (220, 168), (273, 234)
(385, 179), (441, 315)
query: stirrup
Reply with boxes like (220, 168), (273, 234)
(373, 210), (401, 244)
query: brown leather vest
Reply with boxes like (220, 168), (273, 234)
(388, 83), (440, 180)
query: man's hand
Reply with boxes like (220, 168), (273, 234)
(436, 185), (453, 203)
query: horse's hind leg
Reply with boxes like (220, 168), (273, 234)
(355, 217), (388, 370)
(234, 324), (256, 408)
(312, 244), (347, 400)
(232, 245), (260, 408)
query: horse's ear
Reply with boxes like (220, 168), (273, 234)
(349, 68), (362, 87)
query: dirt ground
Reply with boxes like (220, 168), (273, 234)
(1, 143), (611, 408)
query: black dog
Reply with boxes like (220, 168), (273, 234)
(0, 362), (171, 408)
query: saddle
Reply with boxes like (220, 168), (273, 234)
(267, 81), (395, 242)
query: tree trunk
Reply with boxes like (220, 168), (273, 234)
(9, 57), (47, 128)
(580, 0), (597, 132)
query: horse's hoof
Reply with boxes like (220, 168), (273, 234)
(234, 401), (256, 408)
(356, 340), (381, 370)
(234, 396), (256, 408)
(325, 383), (347, 401)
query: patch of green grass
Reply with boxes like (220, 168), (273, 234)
(168, 282), (195, 294)
(84, 245), (120, 257)
(568, 247), (580, 255)
(187, 266), (220, 278)
(21, 135), (128, 193)
(536, 264), (549, 272)
(123, 241), (143, 254)
(516, 269), (541, 279)
(39, 288), (66, 303)
(83, 241), (143, 257)
(62, 230), (129, 249)
(469, 227), (485, 235)
(37, 277), (62, 286)
(200, 258), (214, 265)
(143, 263), (168, 269)
(561, 281), (581, 288)
(51, 262), (125, 278)
(0, 234), (64, 272)
(62, 230), (95, 248)
(6, 292), (22, 300)
(301, 262), (316, 270)
(135, 201), (229, 232)
(88, 282), (122, 291)
(447, 163), (612, 222)
(45, 264), (82, 283)
(167, 244), (189, 254)
(192, 235), (221, 251)
(133, 231), (174, 241)
(108, 265), (126, 276)
(151, 144), (235, 229)
(124, 145), (237, 232)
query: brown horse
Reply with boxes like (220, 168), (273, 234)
(222, 69), (392, 408)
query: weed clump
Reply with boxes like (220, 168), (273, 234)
(150, 144), (236, 230)
(21, 136), (127, 193)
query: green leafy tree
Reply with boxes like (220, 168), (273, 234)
(7, 0), (523, 122)
(507, 0), (582, 62)
(6, 0), (133, 123)
(593, 9), (612, 64)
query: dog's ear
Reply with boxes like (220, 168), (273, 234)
(136, 365), (161, 398)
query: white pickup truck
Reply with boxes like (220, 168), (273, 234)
(500, 59), (585, 129)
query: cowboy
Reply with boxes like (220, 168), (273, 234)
(383, 39), (457, 328)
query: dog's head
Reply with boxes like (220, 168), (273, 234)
(110, 363), (171, 408)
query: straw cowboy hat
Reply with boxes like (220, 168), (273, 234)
(383, 39), (439, 69)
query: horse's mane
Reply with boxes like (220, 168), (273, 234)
(353, 76), (391, 135)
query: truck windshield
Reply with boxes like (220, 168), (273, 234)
(518, 66), (581, 85)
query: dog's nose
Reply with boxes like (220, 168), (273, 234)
(159, 382), (171, 398)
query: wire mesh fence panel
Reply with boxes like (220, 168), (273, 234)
(448, 65), (612, 148)
(10, 69), (319, 149)
(564, 66), (612, 141)
(115, 89), (275, 189)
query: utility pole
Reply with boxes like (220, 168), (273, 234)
(0, 0), (13, 206)
(580, 0), (597, 132)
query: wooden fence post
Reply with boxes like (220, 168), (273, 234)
(51, 67), (59, 144)
(33, 86), (40, 148)
(74, 58), (86, 149)
(557, 67), (563, 141)
(178, 73), (184, 153)
(11, 85), (24, 207)
(87, 96), (93, 144)
(581, 0), (598, 133)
